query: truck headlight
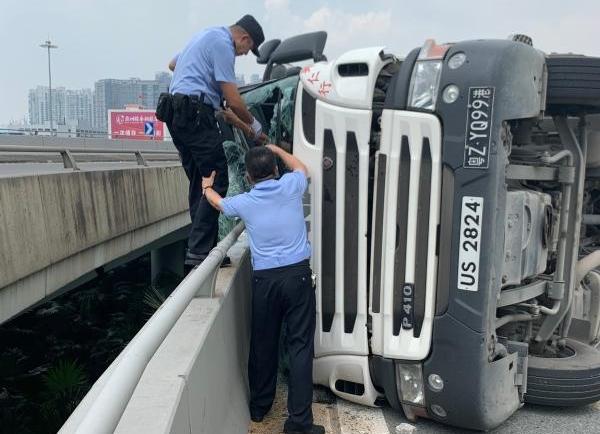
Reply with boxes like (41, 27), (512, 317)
(408, 39), (451, 111)
(396, 363), (425, 405)
(408, 61), (443, 110)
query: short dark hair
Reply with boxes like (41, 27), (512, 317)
(245, 146), (277, 182)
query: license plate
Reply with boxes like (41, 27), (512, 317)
(463, 87), (494, 169)
(457, 196), (484, 291)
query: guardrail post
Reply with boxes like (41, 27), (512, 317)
(60, 150), (80, 170)
(195, 267), (220, 297)
(135, 151), (148, 167)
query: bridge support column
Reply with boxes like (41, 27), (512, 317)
(151, 240), (185, 283)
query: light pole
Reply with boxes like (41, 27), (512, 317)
(39, 39), (58, 135)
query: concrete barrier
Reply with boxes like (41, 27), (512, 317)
(0, 165), (189, 323)
(113, 238), (252, 434)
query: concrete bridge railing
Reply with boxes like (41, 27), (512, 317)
(0, 159), (189, 323)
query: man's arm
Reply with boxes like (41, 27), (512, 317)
(212, 39), (261, 139)
(219, 108), (267, 144)
(220, 83), (254, 124)
(204, 187), (223, 211)
(168, 54), (179, 72)
(266, 144), (308, 175)
(202, 171), (223, 211)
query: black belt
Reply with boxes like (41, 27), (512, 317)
(173, 92), (215, 107)
(253, 259), (311, 278)
(172, 92), (215, 112)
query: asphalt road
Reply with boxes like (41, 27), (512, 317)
(250, 382), (600, 434)
(382, 401), (600, 433)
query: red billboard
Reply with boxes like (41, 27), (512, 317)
(108, 110), (165, 140)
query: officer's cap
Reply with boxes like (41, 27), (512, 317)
(236, 14), (265, 56)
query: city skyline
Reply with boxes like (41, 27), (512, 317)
(25, 72), (172, 132)
(22, 71), (263, 131)
(2, 0), (600, 125)
(6, 69), (263, 129)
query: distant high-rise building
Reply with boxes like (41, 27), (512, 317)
(29, 86), (94, 129)
(235, 74), (245, 86)
(28, 87), (46, 126)
(93, 73), (171, 132)
(155, 71), (172, 91)
(249, 73), (261, 84)
(65, 89), (93, 128)
(28, 86), (67, 127)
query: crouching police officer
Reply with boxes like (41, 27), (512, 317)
(156, 14), (266, 269)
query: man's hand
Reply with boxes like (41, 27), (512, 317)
(256, 132), (268, 145)
(219, 108), (248, 133)
(221, 107), (240, 125)
(202, 170), (216, 194)
(220, 83), (253, 124)
(219, 108), (267, 143)
(266, 144), (308, 175)
(202, 171), (224, 211)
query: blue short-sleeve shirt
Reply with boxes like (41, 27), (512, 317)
(221, 170), (311, 270)
(169, 26), (236, 109)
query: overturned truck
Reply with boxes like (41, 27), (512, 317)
(230, 33), (600, 430)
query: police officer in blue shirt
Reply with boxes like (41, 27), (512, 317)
(202, 145), (325, 434)
(158, 15), (266, 269)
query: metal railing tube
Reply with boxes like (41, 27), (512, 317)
(65, 222), (245, 434)
(0, 144), (178, 155)
(543, 148), (573, 302)
(540, 149), (572, 165)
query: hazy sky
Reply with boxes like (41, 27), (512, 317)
(1, 0), (599, 125)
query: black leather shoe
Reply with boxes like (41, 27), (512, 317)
(283, 423), (325, 434)
(250, 414), (264, 423)
(184, 253), (231, 268)
(184, 251), (206, 266)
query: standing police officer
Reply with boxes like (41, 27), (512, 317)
(202, 145), (325, 434)
(160, 15), (265, 268)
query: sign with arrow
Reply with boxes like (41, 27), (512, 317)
(108, 110), (165, 141)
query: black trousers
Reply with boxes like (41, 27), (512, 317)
(166, 94), (229, 258)
(249, 260), (316, 429)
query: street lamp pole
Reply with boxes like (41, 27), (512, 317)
(39, 39), (58, 135)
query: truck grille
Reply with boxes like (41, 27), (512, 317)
(370, 110), (442, 360)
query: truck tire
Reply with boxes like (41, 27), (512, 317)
(546, 55), (600, 114)
(525, 338), (600, 406)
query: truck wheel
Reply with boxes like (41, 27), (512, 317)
(525, 338), (600, 406)
(546, 55), (600, 114)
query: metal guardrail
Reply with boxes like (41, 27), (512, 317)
(0, 144), (179, 170)
(0, 128), (111, 138)
(59, 222), (245, 434)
